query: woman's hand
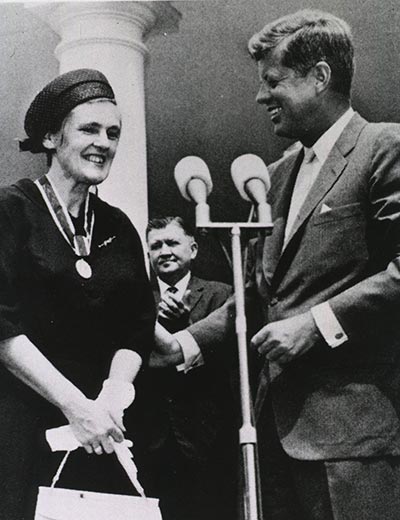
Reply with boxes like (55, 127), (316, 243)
(63, 397), (125, 455)
(95, 378), (135, 432)
(0, 338), (140, 455)
(0, 335), (124, 456)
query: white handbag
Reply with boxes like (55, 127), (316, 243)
(34, 441), (162, 520)
(34, 486), (162, 520)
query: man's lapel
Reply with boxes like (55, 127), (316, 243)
(261, 150), (303, 285)
(281, 148), (347, 250)
(276, 113), (368, 259)
(185, 276), (204, 312)
(153, 275), (202, 310)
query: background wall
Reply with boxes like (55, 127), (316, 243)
(1, 0), (399, 282)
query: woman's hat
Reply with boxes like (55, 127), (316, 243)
(20, 68), (115, 154)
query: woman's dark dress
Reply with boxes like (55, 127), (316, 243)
(0, 179), (155, 519)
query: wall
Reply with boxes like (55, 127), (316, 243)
(0, 3), (59, 185)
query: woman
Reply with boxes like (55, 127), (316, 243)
(0, 69), (155, 518)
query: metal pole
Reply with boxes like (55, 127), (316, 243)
(231, 225), (261, 520)
(195, 220), (272, 520)
(174, 156), (273, 519)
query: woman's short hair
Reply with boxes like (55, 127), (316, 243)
(248, 9), (354, 97)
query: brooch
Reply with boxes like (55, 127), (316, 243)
(98, 236), (116, 249)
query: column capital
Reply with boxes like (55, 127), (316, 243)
(26, 1), (181, 58)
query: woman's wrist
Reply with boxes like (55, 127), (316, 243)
(57, 386), (90, 418)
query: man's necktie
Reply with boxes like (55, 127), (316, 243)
(284, 147), (317, 244)
(160, 285), (188, 333)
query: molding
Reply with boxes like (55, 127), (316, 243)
(55, 36), (149, 59)
(26, 2), (181, 42)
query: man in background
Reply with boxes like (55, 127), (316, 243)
(133, 216), (237, 520)
(152, 10), (400, 519)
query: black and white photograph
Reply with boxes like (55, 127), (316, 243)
(0, 1), (399, 519)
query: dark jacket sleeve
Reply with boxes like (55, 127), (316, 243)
(187, 282), (261, 364)
(117, 212), (156, 363)
(327, 126), (400, 344)
(0, 190), (26, 341)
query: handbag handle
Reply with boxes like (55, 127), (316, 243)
(51, 451), (71, 488)
(50, 443), (145, 497)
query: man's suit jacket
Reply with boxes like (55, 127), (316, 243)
(188, 113), (400, 461)
(135, 275), (234, 463)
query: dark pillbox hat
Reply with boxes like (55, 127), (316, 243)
(20, 68), (115, 154)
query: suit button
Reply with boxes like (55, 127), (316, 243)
(335, 332), (344, 340)
(269, 297), (279, 306)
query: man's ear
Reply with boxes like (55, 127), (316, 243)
(190, 240), (199, 261)
(313, 61), (331, 94)
(42, 132), (57, 151)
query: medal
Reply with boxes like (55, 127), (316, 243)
(75, 258), (92, 279)
(35, 176), (95, 279)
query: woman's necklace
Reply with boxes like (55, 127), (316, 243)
(34, 175), (95, 279)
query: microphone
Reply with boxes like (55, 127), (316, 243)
(231, 154), (272, 224)
(174, 156), (213, 226)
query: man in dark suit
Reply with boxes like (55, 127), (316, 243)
(152, 9), (400, 520)
(134, 216), (236, 520)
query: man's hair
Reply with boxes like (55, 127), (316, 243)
(146, 216), (195, 239)
(248, 9), (354, 97)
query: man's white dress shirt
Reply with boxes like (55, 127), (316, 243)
(158, 271), (191, 301)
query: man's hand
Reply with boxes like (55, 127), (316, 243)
(158, 290), (190, 321)
(149, 322), (184, 368)
(251, 311), (321, 364)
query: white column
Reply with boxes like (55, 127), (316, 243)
(26, 1), (181, 240)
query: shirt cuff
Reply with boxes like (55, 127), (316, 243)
(311, 302), (348, 348)
(174, 330), (204, 373)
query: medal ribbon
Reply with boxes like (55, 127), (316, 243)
(34, 175), (94, 258)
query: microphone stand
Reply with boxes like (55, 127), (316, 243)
(196, 217), (273, 520)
